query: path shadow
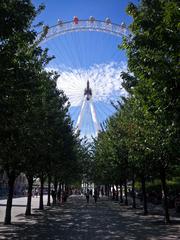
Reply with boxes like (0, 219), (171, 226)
(0, 196), (179, 240)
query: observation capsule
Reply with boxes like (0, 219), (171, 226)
(57, 19), (63, 26)
(105, 17), (111, 25)
(121, 22), (126, 28)
(43, 25), (49, 35)
(89, 16), (95, 23)
(73, 16), (79, 24)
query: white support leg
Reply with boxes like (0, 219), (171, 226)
(76, 96), (86, 130)
(89, 99), (100, 136)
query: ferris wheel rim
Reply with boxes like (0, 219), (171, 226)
(37, 18), (127, 137)
(37, 19), (129, 44)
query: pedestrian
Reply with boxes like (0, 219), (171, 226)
(57, 189), (61, 203)
(62, 191), (67, 203)
(35, 188), (39, 198)
(86, 189), (90, 203)
(93, 188), (98, 203)
(101, 187), (104, 197)
(32, 189), (35, 198)
(51, 189), (56, 204)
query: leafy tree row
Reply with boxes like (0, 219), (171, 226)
(0, 0), (84, 224)
(92, 0), (179, 223)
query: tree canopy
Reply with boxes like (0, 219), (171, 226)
(92, 0), (180, 223)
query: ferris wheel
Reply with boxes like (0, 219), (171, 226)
(38, 17), (128, 138)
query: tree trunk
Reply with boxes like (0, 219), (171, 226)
(105, 185), (108, 196)
(124, 180), (128, 205)
(160, 169), (170, 223)
(120, 183), (123, 203)
(141, 176), (148, 215)
(115, 184), (119, 201)
(112, 186), (115, 200)
(4, 172), (16, 225)
(58, 182), (62, 203)
(107, 185), (110, 197)
(132, 176), (136, 208)
(47, 175), (51, 206)
(39, 174), (44, 210)
(25, 176), (33, 215)
(54, 178), (58, 204)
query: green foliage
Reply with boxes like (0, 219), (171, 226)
(0, 0), (83, 186)
(135, 177), (180, 196)
(168, 179), (180, 194)
(146, 181), (162, 194)
(120, 0), (180, 176)
(92, 1), (180, 213)
(0, 0), (45, 177)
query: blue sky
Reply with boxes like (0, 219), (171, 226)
(32, 0), (139, 138)
(33, 0), (139, 27)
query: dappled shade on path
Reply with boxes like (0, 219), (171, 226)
(0, 195), (180, 240)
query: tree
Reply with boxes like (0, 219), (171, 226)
(121, 0), (180, 223)
(0, 0), (47, 224)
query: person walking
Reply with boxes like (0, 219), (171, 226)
(93, 188), (98, 204)
(85, 189), (90, 204)
(51, 189), (56, 204)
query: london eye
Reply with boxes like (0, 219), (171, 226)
(38, 17), (128, 138)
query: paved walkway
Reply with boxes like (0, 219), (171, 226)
(0, 195), (180, 239)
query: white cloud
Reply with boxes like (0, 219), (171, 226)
(46, 62), (127, 138)
(52, 61), (127, 107)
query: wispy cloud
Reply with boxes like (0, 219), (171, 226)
(46, 62), (127, 138)
(50, 61), (127, 107)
